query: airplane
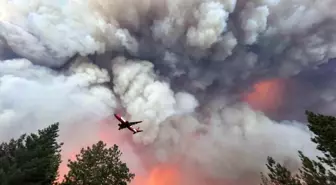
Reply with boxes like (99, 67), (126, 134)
(114, 114), (143, 134)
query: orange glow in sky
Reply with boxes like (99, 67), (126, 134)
(243, 78), (285, 112)
(134, 164), (181, 185)
(57, 116), (121, 183)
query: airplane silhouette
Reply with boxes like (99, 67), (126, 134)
(114, 114), (143, 134)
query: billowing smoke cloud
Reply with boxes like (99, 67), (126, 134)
(0, 56), (116, 159)
(112, 56), (199, 144)
(1, 0), (335, 184)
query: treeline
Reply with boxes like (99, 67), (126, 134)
(0, 111), (335, 185)
(0, 123), (134, 185)
(261, 111), (336, 185)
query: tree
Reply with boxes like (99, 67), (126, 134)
(61, 141), (135, 185)
(260, 157), (302, 185)
(261, 111), (336, 185)
(0, 122), (63, 185)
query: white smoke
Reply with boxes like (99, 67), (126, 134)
(187, 103), (316, 179)
(0, 57), (116, 157)
(186, 1), (229, 49)
(240, 0), (276, 45)
(112, 56), (198, 144)
(0, 0), (335, 184)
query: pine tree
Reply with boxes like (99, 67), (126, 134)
(0, 123), (63, 185)
(260, 157), (302, 185)
(261, 111), (336, 185)
(61, 141), (135, 185)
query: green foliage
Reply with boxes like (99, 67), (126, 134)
(261, 111), (336, 185)
(305, 111), (336, 168)
(260, 157), (302, 185)
(0, 124), (135, 185)
(60, 140), (135, 185)
(0, 123), (63, 185)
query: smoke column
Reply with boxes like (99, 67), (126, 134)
(1, 0), (336, 184)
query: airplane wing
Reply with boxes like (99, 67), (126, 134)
(128, 121), (142, 126)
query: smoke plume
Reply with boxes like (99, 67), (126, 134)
(1, 0), (335, 184)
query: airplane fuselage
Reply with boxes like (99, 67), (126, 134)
(118, 123), (128, 129)
(117, 123), (137, 133)
(127, 125), (137, 133)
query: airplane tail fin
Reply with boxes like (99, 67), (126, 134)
(133, 131), (143, 134)
(133, 128), (143, 134)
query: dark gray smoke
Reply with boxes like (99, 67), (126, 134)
(1, 0), (335, 184)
